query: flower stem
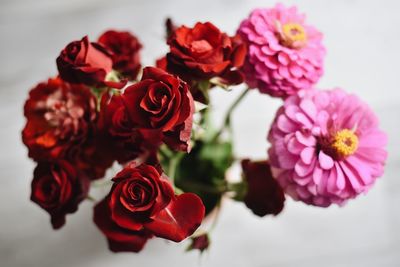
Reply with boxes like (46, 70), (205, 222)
(212, 88), (250, 141)
(209, 201), (222, 232)
(86, 195), (97, 202)
(167, 152), (185, 183)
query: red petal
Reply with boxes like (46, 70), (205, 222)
(144, 193), (205, 242)
(93, 198), (151, 253)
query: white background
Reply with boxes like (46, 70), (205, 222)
(1, 0), (399, 266)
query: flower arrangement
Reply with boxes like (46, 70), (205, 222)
(22, 3), (388, 253)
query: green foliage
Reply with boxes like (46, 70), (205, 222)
(174, 139), (234, 215)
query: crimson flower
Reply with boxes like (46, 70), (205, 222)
(93, 162), (205, 252)
(31, 161), (89, 229)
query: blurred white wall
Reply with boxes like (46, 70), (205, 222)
(1, 0), (399, 266)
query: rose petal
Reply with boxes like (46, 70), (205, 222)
(144, 193), (205, 242)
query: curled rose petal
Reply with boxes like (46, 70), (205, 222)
(145, 193), (205, 242)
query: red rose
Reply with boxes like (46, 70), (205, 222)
(93, 162), (205, 252)
(98, 92), (147, 164)
(56, 36), (113, 87)
(100, 67), (194, 156)
(98, 30), (142, 80)
(22, 78), (97, 161)
(31, 161), (89, 229)
(241, 159), (285, 217)
(70, 134), (115, 180)
(166, 22), (247, 92)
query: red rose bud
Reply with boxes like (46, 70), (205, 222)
(187, 233), (210, 253)
(166, 22), (247, 101)
(241, 159), (285, 217)
(56, 36), (115, 87)
(22, 78), (97, 162)
(93, 162), (205, 252)
(31, 161), (89, 229)
(98, 30), (142, 81)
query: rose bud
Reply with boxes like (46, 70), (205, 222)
(93, 162), (205, 252)
(186, 233), (210, 253)
(100, 67), (194, 157)
(31, 161), (89, 229)
(57, 36), (125, 88)
(166, 22), (247, 102)
(22, 78), (97, 162)
(241, 159), (285, 217)
(98, 30), (143, 81)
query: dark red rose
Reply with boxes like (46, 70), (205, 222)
(56, 36), (113, 87)
(98, 92), (146, 164)
(122, 67), (194, 151)
(70, 133), (115, 180)
(22, 78), (97, 161)
(187, 233), (210, 253)
(31, 161), (89, 229)
(166, 22), (247, 98)
(93, 162), (205, 252)
(241, 159), (285, 217)
(100, 67), (194, 157)
(98, 30), (142, 80)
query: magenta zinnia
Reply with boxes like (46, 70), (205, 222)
(237, 4), (325, 98)
(268, 88), (387, 206)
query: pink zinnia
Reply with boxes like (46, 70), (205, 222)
(237, 4), (325, 98)
(268, 89), (388, 207)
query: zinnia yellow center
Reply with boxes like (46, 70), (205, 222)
(281, 23), (307, 48)
(331, 129), (359, 157)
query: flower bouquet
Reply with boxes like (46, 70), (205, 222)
(22, 3), (388, 253)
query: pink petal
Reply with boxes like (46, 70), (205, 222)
(287, 136), (305, 154)
(345, 156), (374, 186)
(318, 151), (334, 170)
(289, 64), (303, 78)
(295, 131), (316, 146)
(277, 114), (297, 133)
(300, 99), (317, 120)
(338, 161), (363, 192)
(295, 157), (316, 177)
(334, 163), (346, 190)
(300, 147), (315, 164)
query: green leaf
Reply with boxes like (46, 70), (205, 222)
(174, 139), (234, 215)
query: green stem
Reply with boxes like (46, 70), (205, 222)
(167, 152), (185, 183)
(91, 179), (113, 188)
(209, 201), (222, 232)
(86, 195), (97, 202)
(212, 88), (250, 141)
